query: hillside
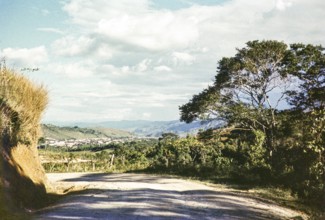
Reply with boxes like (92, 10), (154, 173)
(41, 124), (133, 140)
(73, 120), (223, 137)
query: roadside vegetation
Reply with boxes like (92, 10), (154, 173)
(41, 40), (324, 218)
(178, 41), (324, 214)
(40, 134), (323, 218)
(39, 140), (155, 173)
(0, 63), (49, 219)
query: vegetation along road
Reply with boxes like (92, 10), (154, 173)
(35, 173), (306, 220)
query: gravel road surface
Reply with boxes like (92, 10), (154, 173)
(35, 173), (306, 220)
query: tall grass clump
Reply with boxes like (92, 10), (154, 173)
(0, 66), (48, 145)
(0, 64), (49, 218)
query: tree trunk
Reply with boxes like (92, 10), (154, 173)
(109, 154), (115, 168)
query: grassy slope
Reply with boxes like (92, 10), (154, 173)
(0, 67), (49, 219)
(41, 124), (133, 140)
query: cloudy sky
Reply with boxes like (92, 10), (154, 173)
(1, 0), (324, 123)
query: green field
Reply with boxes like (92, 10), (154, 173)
(41, 124), (133, 140)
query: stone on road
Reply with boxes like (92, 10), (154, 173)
(35, 173), (305, 220)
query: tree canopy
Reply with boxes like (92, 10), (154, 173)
(180, 40), (291, 122)
(180, 40), (324, 151)
(285, 43), (325, 111)
(179, 40), (325, 206)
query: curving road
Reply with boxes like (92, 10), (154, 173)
(35, 173), (306, 220)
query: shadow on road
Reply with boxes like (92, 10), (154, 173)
(36, 189), (283, 220)
(34, 173), (301, 220)
(60, 172), (179, 184)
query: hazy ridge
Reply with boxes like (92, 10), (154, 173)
(43, 120), (222, 138)
(41, 124), (133, 140)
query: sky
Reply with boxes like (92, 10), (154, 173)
(1, 0), (324, 123)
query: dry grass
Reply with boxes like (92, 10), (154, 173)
(0, 67), (48, 145)
(0, 66), (49, 217)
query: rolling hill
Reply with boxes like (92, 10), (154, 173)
(41, 124), (133, 140)
(73, 120), (223, 137)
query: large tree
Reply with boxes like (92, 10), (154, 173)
(179, 41), (325, 203)
(180, 40), (293, 152)
(285, 44), (325, 201)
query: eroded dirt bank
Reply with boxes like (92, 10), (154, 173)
(35, 173), (307, 220)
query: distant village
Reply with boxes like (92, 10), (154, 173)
(40, 136), (156, 149)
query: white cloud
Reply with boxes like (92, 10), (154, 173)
(135, 59), (152, 72)
(63, 0), (199, 51)
(63, 0), (150, 27)
(61, 0), (325, 53)
(52, 35), (95, 56)
(43, 77), (188, 121)
(0, 46), (48, 67)
(141, 112), (152, 119)
(37, 27), (64, 35)
(95, 44), (114, 60)
(59, 0), (325, 65)
(154, 65), (172, 72)
(96, 12), (199, 51)
(275, 0), (293, 11)
(49, 61), (94, 78)
(172, 52), (195, 65)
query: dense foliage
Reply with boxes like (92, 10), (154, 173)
(179, 40), (325, 208)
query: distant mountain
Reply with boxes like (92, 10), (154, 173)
(41, 124), (133, 140)
(73, 120), (223, 137)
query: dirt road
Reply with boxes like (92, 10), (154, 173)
(35, 173), (306, 219)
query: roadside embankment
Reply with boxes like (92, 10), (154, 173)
(0, 67), (50, 219)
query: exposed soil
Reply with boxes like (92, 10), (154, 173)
(35, 173), (307, 220)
